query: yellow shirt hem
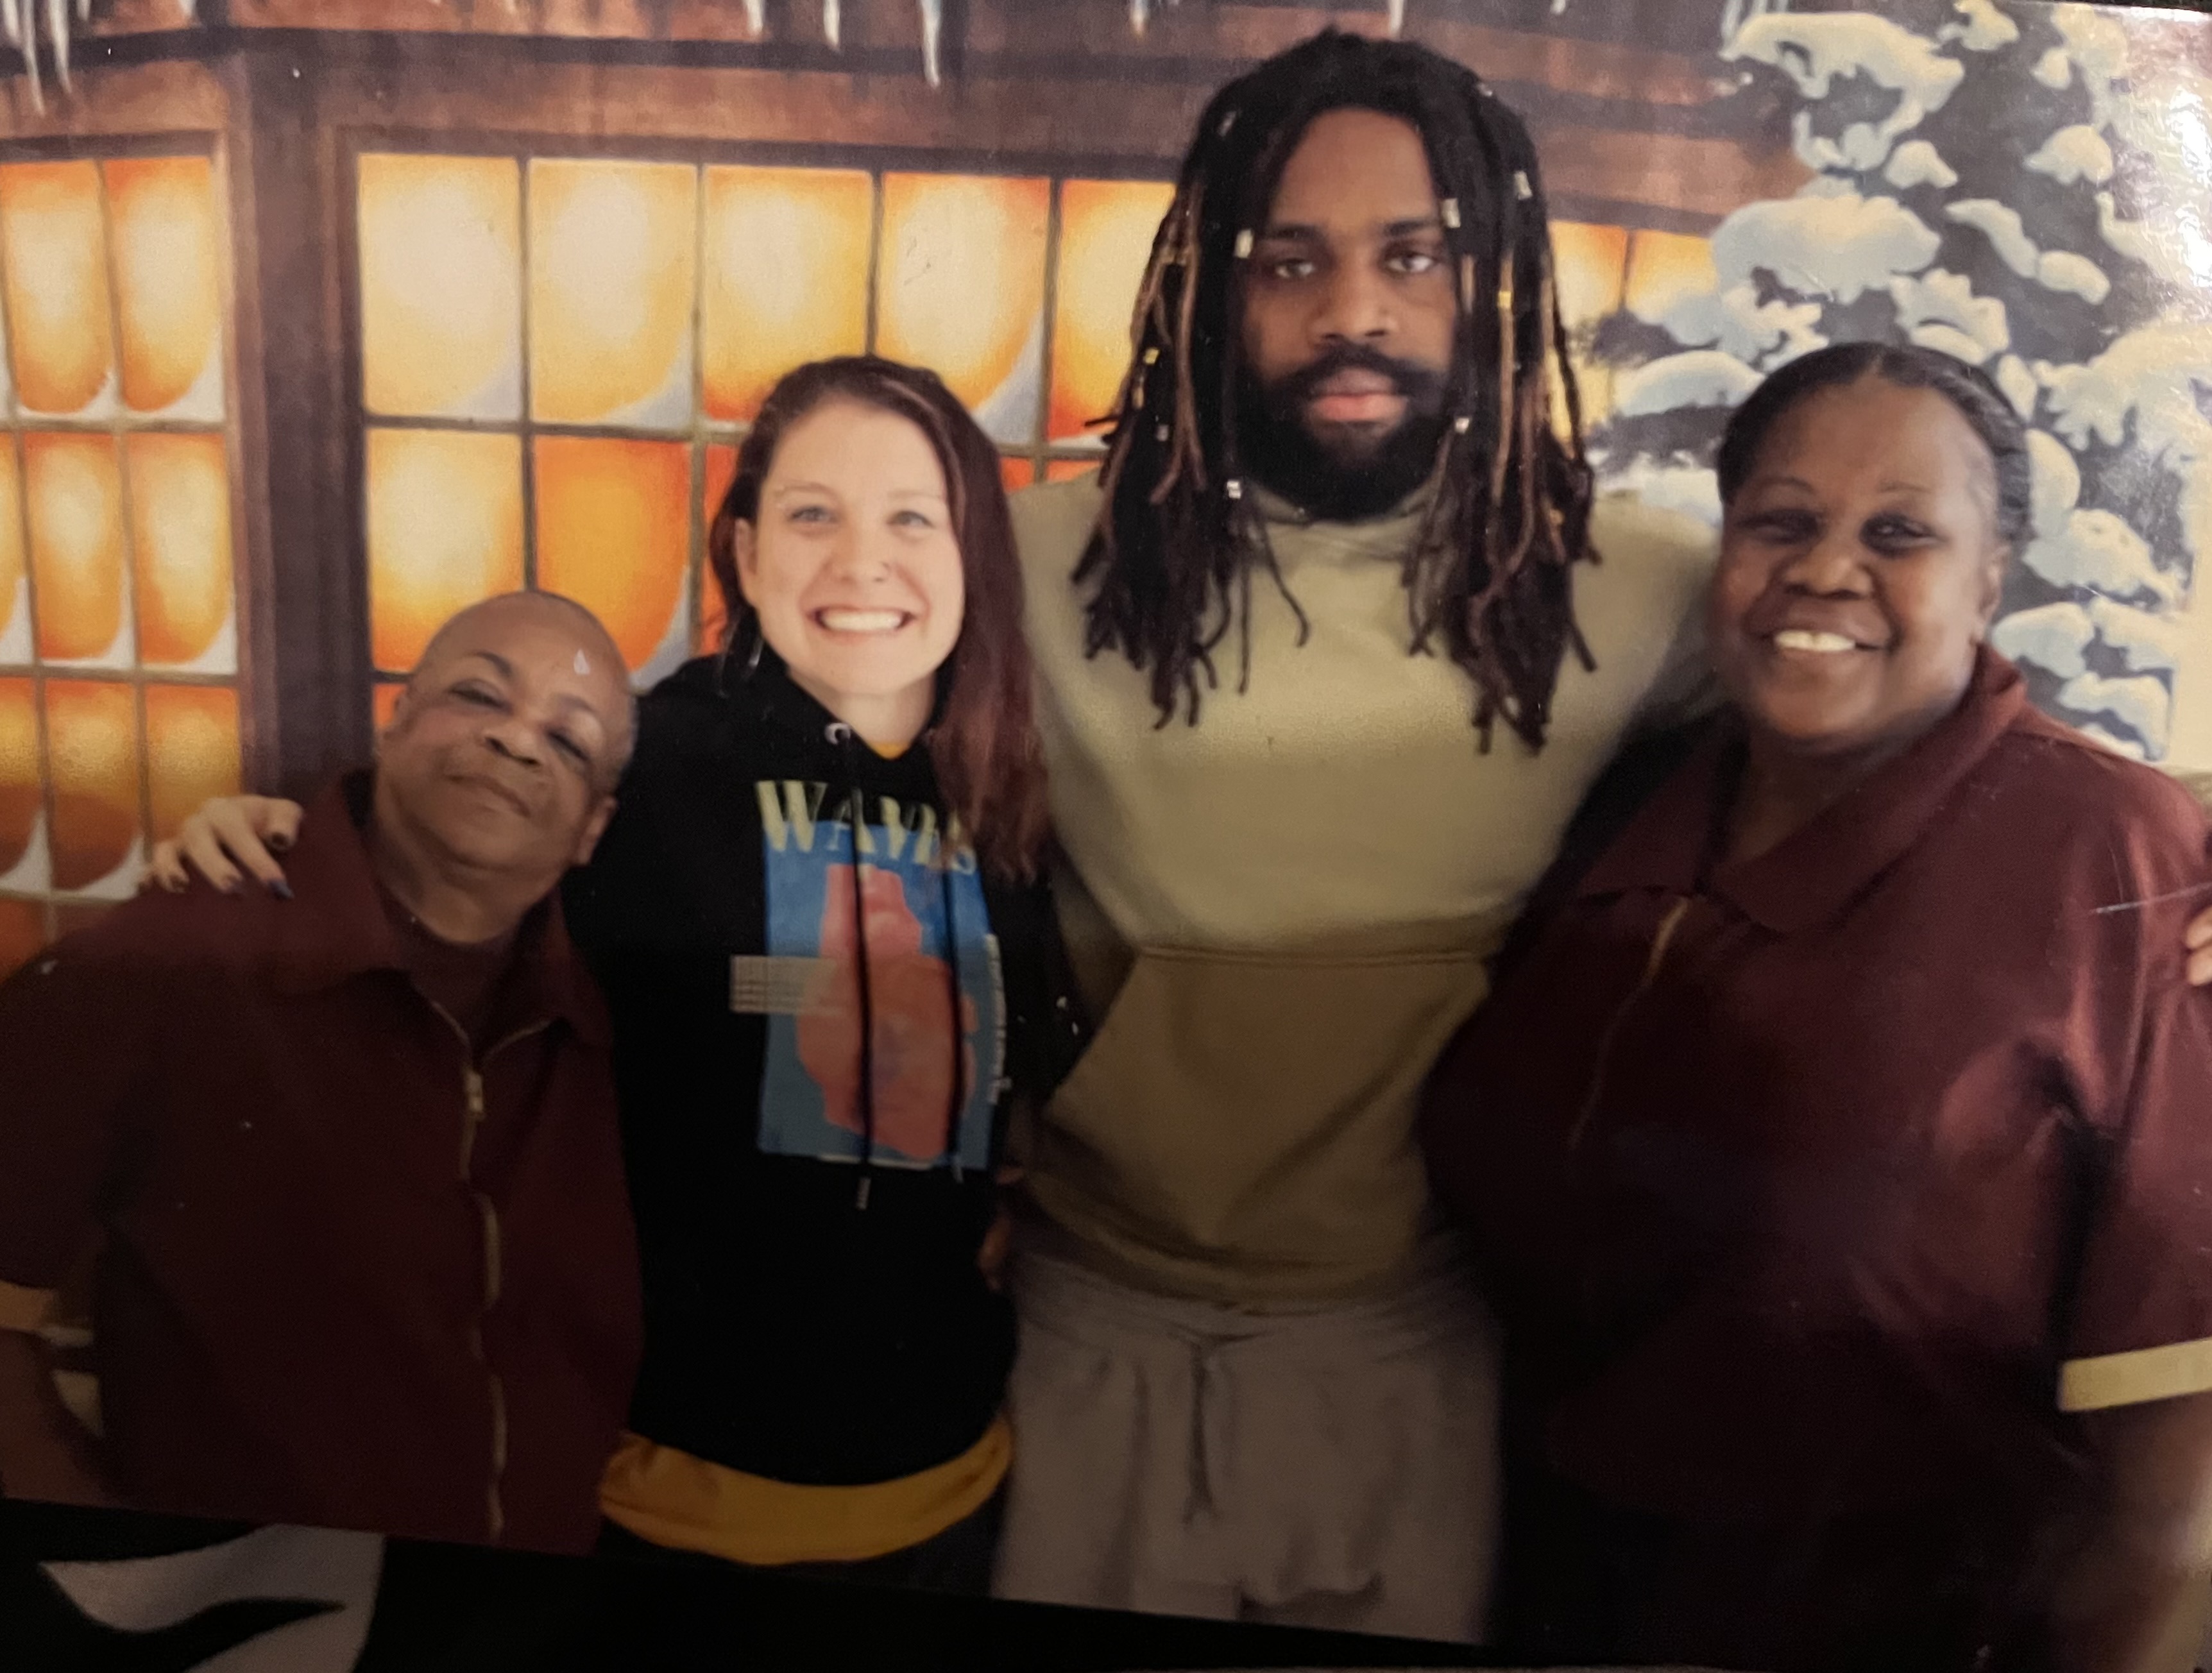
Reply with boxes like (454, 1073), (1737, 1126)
(599, 1416), (1010, 1567)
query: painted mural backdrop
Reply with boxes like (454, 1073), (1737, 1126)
(0, 0), (2208, 983)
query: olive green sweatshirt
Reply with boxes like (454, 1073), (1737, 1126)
(1010, 474), (1717, 1304)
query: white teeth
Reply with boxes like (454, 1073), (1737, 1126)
(817, 609), (906, 634)
(1773, 629), (1857, 654)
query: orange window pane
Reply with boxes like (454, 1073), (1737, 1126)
(0, 161), (115, 416)
(1044, 458), (1099, 484)
(127, 433), (234, 670)
(25, 433), (126, 665)
(366, 427), (523, 675)
(876, 175), (1050, 444)
(702, 167), (870, 425)
(0, 676), (38, 879)
(1050, 180), (1173, 445)
(1624, 227), (1718, 326)
(1552, 223), (1632, 436)
(146, 684), (239, 843)
(0, 897), (44, 981)
(1001, 455), (1037, 492)
(44, 680), (139, 892)
(1551, 223), (1632, 332)
(107, 157), (225, 418)
(696, 442), (738, 656)
(529, 160), (697, 429)
(0, 444), (23, 659)
(371, 681), (405, 733)
(534, 436), (690, 681)
(358, 154), (523, 421)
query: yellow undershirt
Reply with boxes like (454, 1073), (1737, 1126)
(599, 1416), (1010, 1566)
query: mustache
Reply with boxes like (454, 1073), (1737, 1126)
(1265, 343), (1449, 411)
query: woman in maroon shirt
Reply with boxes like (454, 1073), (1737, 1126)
(1423, 342), (2212, 1673)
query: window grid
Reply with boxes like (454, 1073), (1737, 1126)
(0, 148), (242, 972)
(361, 151), (1150, 719)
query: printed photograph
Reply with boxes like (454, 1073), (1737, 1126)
(2, 2), (2211, 1670)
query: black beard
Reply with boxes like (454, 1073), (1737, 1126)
(1237, 344), (1449, 523)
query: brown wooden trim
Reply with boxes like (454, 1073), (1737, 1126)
(1541, 123), (1807, 225)
(221, 0), (1724, 105)
(83, 0), (202, 39)
(293, 54), (1785, 224)
(230, 44), (368, 799)
(0, 57), (225, 140)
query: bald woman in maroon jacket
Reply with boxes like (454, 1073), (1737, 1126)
(0, 592), (644, 1555)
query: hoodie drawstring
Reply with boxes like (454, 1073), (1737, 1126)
(940, 864), (965, 1182)
(831, 727), (879, 1211)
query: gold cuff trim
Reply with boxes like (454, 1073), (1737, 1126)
(2059, 1337), (2212, 1412)
(0, 1278), (58, 1335)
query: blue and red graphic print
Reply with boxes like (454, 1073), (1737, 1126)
(753, 780), (1001, 1171)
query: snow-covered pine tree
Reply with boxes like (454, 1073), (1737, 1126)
(1584, 0), (2212, 763)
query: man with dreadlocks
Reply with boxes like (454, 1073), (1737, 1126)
(992, 28), (1716, 1643)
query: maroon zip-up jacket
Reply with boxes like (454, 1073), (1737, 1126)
(0, 774), (642, 1554)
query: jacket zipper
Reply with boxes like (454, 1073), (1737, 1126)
(420, 994), (551, 1547)
(1565, 895), (1693, 1153)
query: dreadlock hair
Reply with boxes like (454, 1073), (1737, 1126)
(1076, 28), (1597, 751)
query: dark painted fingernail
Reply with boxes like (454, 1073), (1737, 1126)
(162, 877), (183, 894)
(267, 879), (293, 901)
(269, 837), (291, 852)
(219, 880), (240, 896)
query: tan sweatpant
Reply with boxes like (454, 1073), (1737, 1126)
(991, 1247), (1502, 1643)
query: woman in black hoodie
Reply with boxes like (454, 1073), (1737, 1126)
(149, 357), (1087, 1593)
(569, 356), (1084, 1589)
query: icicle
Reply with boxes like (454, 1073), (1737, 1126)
(1386, 0), (1405, 37)
(1129, 0), (1148, 35)
(741, 0), (763, 36)
(21, 0), (40, 115)
(1, 0), (21, 49)
(46, 0), (64, 96)
(823, 0), (840, 48)
(917, 0), (941, 87)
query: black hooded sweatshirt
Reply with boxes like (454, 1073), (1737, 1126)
(561, 649), (1085, 1488)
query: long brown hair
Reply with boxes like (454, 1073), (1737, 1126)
(706, 355), (1050, 881)
(1080, 30), (1597, 751)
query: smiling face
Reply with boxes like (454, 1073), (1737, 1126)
(1237, 106), (1459, 518)
(734, 397), (965, 748)
(1709, 375), (2009, 767)
(376, 593), (631, 891)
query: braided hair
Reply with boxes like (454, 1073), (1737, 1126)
(1076, 28), (1597, 750)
